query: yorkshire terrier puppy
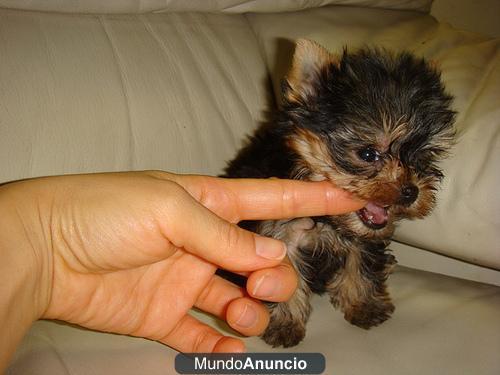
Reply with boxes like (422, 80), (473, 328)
(224, 39), (455, 347)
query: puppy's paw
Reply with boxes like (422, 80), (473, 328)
(261, 319), (305, 348)
(345, 299), (394, 329)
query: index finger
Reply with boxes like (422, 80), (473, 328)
(168, 174), (365, 223)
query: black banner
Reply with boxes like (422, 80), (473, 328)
(175, 353), (325, 374)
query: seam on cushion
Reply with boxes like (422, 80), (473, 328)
(196, 15), (256, 133)
(139, 13), (224, 165)
(139, 13), (216, 169)
(175, 13), (234, 126)
(454, 42), (499, 136)
(138, 14), (192, 154)
(199, 16), (253, 115)
(172, 13), (228, 166)
(243, 12), (278, 110)
(98, 15), (136, 169)
(465, 59), (500, 194)
(187, 16), (244, 144)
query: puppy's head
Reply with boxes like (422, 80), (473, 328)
(283, 40), (455, 239)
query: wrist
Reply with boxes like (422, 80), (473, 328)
(0, 180), (53, 370)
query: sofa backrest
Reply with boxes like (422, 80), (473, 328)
(0, 5), (498, 275)
(0, 0), (433, 14)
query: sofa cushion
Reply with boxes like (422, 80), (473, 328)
(248, 6), (500, 270)
(7, 266), (500, 374)
(0, 9), (270, 179)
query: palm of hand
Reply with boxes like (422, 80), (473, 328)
(47, 249), (224, 351)
(42, 173), (246, 352)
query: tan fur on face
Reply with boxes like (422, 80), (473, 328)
(287, 126), (439, 239)
(287, 127), (336, 179)
(288, 127), (405, 205)
(347, 158), (406, 205)
(381, 112), (409, 147)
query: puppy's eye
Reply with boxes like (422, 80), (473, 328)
(357, 147), (380, 162)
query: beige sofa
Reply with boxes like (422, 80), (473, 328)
(2, 1), (499, 374)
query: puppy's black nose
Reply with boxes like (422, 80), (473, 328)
(399, 184), (419, 206)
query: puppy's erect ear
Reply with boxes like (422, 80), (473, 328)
(285, 39), (339, 104)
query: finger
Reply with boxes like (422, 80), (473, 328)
(160, 314), (245, 353)
(194, 275), (270, 336)
(168, 174), (365, 223)
(194, 274), (246, 318)
(226, 297), (270, 336)
(247, 261), (298, 302)
(157, 185), (287, 271)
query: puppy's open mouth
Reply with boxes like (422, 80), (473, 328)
(357, 202), (389, 229)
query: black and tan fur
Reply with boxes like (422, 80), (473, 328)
(224, 40), (455, 347)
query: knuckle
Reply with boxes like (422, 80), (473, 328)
(281, 183), (298, 218)
(219, 222), (243, 254)
(196, 278), (215, 307)
(192, 327), (214, 352)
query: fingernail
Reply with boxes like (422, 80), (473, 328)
(233, 303), (257, 329)
(252, 274), (281, 299)
(255, 236), (286, 260)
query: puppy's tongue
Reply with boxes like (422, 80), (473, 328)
(361, 202), (388, 225)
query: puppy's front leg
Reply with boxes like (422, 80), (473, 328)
(327, 242), (396, 329)
(256, 217), (318, 347)
(262, 280), (311, 347)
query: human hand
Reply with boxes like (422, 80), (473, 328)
(0, 171), (364, 366)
